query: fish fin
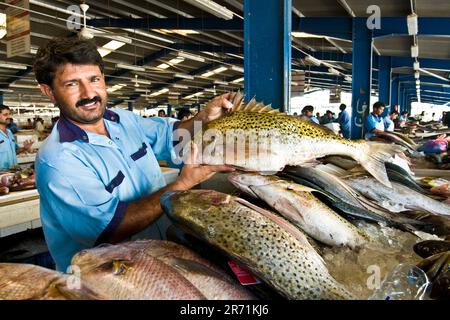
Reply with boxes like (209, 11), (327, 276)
(230, 94), (280, 114)
(51, 280), (106, 300)
(231, 92), (245, 111)
(165, 257), (230, 282)
(358, 142), (404, 188)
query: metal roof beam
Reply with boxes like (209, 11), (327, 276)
(374, 18), (450, 37)
(89, 17), (243, 30)
(392, 57), (450, 70)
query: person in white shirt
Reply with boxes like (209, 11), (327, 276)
(384, 111), (398, 132)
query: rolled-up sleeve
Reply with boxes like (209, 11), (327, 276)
(36, 157), (127, 247)
(365, 115), (376, 133)
(136, 116), (180, 163)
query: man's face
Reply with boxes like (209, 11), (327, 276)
(374, 107), (384, 116)
(40, 64), (107, 126)
(391, 113), (398, 120)
(0, 109), (11, 126)
(305, 110), (313, 117)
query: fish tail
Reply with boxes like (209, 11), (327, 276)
(356, 142), (403, 188)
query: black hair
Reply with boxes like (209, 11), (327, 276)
(302, 105), (314, 113)
(33, 37), (104, 87)
(339, 103), (346, 110)
(390, 111), (399, 115)
(177, 108), (193, 120)
(0, 105), (10, 112)
(373, 101), (385, 110)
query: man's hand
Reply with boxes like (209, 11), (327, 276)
(199, 92), (239, 124)
(22, 140), (34, 152)
(174, 142), (235, 190)
(17, 140), (34, 155)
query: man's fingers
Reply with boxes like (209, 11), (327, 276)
(184, 142), (199, 166)
(202, 165), (236, 172)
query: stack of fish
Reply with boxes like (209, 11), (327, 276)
(161, 93), (449, 299)
(414, 240), (450, 300)
(0, 240), (255, 300)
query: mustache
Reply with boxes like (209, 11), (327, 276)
(76, 96), (102, 108)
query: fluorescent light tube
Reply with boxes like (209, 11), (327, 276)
(214, 80), (229, 85)
(413, 61), (420, 71)
(212, 66), (227, 73)
(178, 51), (206, 62)
(116, 63), (146, 72)
(156, 63), (170, 69)
(0, 62), (28, 70)
(172, 84), (189, 89)
(407, 13), (418, 36)
(416, 80), (420, 85)
(201, 71), (215, 78)
(231, 77), (244, 83)
(183, 0), (234, 20)
(150, 88), (169, 97)
(136, 79), (152, 85)
(414, 71), (420, 79)
(231, 66), (244, 73)
(328, 68), (340, 76)
(305, 55), (322, 66)
(168, 57), (185, 64)
(174, 73), (194, 79)
(411, 45), (419, 58)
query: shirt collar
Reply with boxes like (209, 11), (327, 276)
(57, 109), (120, 143)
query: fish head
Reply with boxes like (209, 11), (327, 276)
(161, 190), (233, 238)
(228, 172), (279, 197)
(71, 243), (136, 273)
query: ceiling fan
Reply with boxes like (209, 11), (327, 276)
(77, 2), (131, 43)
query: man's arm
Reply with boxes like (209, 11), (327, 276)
(107, 143), (233, 243)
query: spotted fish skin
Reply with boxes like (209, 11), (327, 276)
(161, 189), (355, 300)
(196, 93), (402, 188)
(228, 172), (368, 249)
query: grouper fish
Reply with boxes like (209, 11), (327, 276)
(195, 92), (402, 188)
(161, 189), (355, 300)
(228, 172), (368, 248)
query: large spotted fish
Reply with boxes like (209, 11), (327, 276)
(195, 92), (402, 188)
(161, 189), (355, 300)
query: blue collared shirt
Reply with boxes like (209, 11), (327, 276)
(338, 110), (351, 132)
(310, 116), (320, 124)
(364, 113), (385, 139)
(0, 128), (18, 170)
(35, 109), (179, 271)
(384, 116), (394, 132)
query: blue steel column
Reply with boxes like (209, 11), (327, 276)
(400, 86), (406, 113)
(128, 101), (133, 111)
(378, 56), (391, 110)
(0, 93), (3, 105)
(391, 76), (399, 109)
(244, 0), (291, 112)
(167, 104), (172, 117)
(350, 18), (373, 139)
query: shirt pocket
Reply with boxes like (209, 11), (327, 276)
(130, 143), (148, 161)
(105, 170), (125, 193)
